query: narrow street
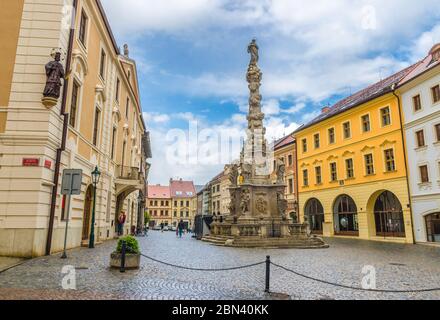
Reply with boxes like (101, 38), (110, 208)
(0, 232), (439, 300)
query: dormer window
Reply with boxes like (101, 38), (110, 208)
(430, 43), (440, 62)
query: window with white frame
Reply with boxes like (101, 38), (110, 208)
(419, 165), (429, 183)
(381, 107), (391, 126)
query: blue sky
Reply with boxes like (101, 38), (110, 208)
(101, 0), (440, 185)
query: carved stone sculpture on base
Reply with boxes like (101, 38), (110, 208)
(203, 40), (328, 249)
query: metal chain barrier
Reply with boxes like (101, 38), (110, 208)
(140, 252), (265, 272)
(270, 260), (440, 293)
(118, 241), (440, 294)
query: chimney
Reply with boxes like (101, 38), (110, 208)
(123, 44), (129, 57)
(321, 106), (331, 114)
(430, 43), (440, 62)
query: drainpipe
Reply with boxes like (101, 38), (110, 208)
(392, 84), (416, 244)
(293, 139), (300, 223)
(45, 0), (78, 256)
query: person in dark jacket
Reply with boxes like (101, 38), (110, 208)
(178, 220), (184, 238)
(117, 212), (126, 236)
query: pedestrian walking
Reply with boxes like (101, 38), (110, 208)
(117, 211), (126, 236)
(178, 220), (184, 238)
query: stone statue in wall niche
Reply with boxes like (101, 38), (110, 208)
(43, 51), (65, 99)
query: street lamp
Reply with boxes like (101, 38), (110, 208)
(89, 166), (101, 249)
(137, 193), (144, 232)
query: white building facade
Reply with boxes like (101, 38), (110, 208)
(399, 44), (440, 244)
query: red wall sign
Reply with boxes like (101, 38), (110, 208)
(44, 160), (52, 169)
(22, 158), (40, 167)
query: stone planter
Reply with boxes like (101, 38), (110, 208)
(110, 252), (140, 270)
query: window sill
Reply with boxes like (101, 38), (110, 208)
(314, 183), (323, 187)
(415, 146), (428, 152)
(329, 180), (338, 184)
(345, 177), (355, 181)
(418, 182), (432, 187)
(384, 170), (397, 174)
(364, 173), (376, 177)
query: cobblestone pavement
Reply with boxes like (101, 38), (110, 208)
(0, 231), (439, 300)
(0, 257), (25, 273)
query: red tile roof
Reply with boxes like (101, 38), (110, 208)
(210, 171), (224, 184)
(398, 51), (440, 87)
(274, 134), (295, 150)
(295, 62), (420, 133)
(147, 185), (170, 199)
(170, 179), (196, 198)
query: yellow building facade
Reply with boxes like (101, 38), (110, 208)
(147, 185), (172, 227)
(171, 197), (197, 229)
(294, 86), (415, 243)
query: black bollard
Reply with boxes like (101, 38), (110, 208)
(265, 255), (270, 293)
(120, 240), (126, 273)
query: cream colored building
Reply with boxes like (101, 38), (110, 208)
(0, 0), (151, 257)
(207, 166), (233, 216)
(210, 172), (223, 216)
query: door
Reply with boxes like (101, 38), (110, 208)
(82, 185), (93, 240)
(426, 213), (440, 243)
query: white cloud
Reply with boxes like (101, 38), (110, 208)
(284, 103), (306, 114)
(143, 112), (171, 124)
(409, 25), (440, 62)
(101, 0), (440, 184)
(262, 99), (280, 116)
(145, 108), (297, 185)
(103, 0), (440, 105)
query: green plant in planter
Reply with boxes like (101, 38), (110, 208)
(116, 235), (140, 254)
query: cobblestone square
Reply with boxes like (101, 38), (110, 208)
(0, 231), (439, 300)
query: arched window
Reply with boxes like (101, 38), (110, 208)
(333, 195), (358, 235)
(374, 191), (405, 237)
(304, 198), (324, 234)
(425, 213), (440, 243)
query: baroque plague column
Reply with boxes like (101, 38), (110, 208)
(203, 40), (327, 248)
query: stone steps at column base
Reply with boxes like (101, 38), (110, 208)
(201, 235), (329, 249)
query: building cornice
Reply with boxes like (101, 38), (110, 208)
(404, 109), (440, 129)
